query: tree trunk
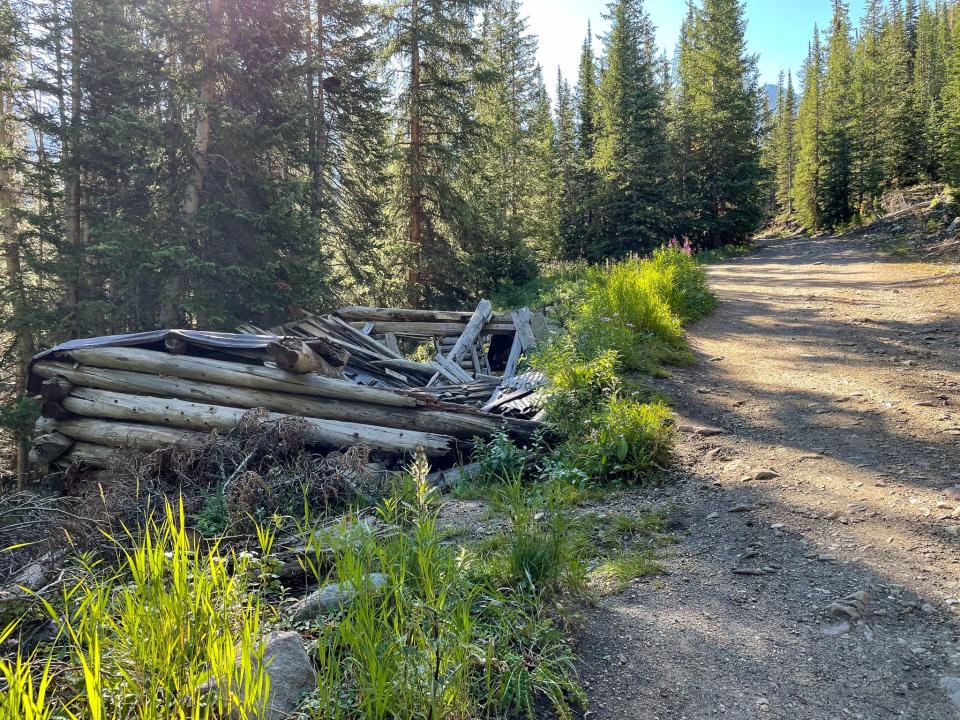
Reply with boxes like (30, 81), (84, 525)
(52, 0), (83, 332)
(160, 0), (225, 327)
(315, 0), (327, 218)
(407, 0), (424, 308)
(305, 0), (317, 215)
(0, 88), (35, 489)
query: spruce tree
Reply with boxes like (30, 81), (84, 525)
(912, 0), (948, 179)
(672, 0), (766, 246)
(942, 6), (960, 186)
(568, 25), (602, 257)
(592, 0), (669, 257)
(555, 70), (578, 253)
(794, 28), (825, 230)
(820, 0), (855, 229)
(775, 71), (798, 216)
(851, 0), (886, 213)
(878, 2), (921, 187)
(383, 0), (484, 306)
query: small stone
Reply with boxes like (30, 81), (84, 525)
(945, 526), (959, 537)
(770, 523), (785, 530)
(696, 426), (726, 437)
(729, 504), (755, 513)
(818, 553), (838, 562)
(707, 512), (720, 519)
(921, 603), (936, 615)
(937, 501), (955, 510)
(753, 469), (780, 480)
(947, 216), (960, 235)
(825, 590), (870, 620)
(822, 622), (851, 637)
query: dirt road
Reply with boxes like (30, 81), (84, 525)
(578, 235), (960, 719)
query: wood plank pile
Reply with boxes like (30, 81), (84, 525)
(27, 300), (553, 474)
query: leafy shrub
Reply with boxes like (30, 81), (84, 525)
(569, 247), (714, 372)
(572, 398), (673, 481)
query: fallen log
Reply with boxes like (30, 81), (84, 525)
(61, 442), (120, 468)
(351, 321), (515, 336)
(267, 338), (342, 378)
(33, 362), (536, 439)
(58, 347), (417, 408)
(51, 417), (209, 451)
(336, 306), (514, 324)
(61, 387), (455, 456)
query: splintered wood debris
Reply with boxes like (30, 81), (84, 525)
(27, 301), (554, 474)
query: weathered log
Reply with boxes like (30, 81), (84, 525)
(62, 387), (455, 456)
(33, 362), (536, 439)
(61, 442), (120, 468)
(336, 306), (514, 324)
(444, 299), (492, 366)
(28, 431), (73, 464)
(59, 347), (417, 407)
(52, 417), (209, 450)
(267, 338), (342, 378)
(352, 321), (515, 336)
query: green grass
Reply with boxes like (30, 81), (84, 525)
(294, 456), (586, 720)
(0, 500), (272, 720)
(591, 549), (664, 592)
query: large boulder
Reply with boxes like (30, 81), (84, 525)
(207, 630), (316, 720)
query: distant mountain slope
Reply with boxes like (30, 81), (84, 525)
(764, 83), (777, 111)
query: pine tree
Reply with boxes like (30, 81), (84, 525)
(383, 0), (484, 306)
(306, 0), (390, 301)
(794, 28), (825, 229)
(465, 0), (553, 294)
(879, 1), (921, 187)
(592, 0), (669, 257)
(851, 0), (886, 213)
(942, 4), (960, 185)
(555, 69), (578, 253)
(567, 25), (602, 257)
(774, 71), (798, 215)
(672, 0), (766, 246)
(912, 0), (949, 179)
(819, 0), (855, 229)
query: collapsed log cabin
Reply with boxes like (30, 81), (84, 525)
(28, 301), (553, 474)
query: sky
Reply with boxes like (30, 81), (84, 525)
(525, 0), (869, 91)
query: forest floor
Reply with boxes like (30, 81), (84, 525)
(576, 233), (960, 719)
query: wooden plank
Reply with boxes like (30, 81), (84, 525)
(351, 321), (515, 336)
(501, 333), (523, 382)
(511, 308), (536, 350)
(383, 332), (400, 354)
(443, 299), (493, 366)
(336, 306), (513, 324)
(430, 354), (473, 383)
(361, 321), (375, 335)
(62, 388), (455, 456)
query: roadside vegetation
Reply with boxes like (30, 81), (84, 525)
(0, 247), (713, 718)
